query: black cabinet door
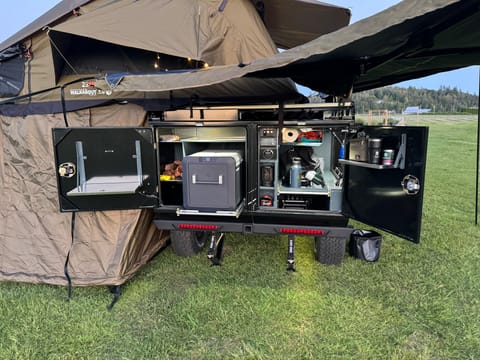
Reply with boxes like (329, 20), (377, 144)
(342, 126), (428, 242)
(52, 127), (158, 212)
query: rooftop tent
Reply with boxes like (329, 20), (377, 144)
(45, 0), (350, 76)
(45, 0), (350, 83)
(0, 0), (351, 116)
(47, 0), (279, 82)
(3, 0), (291, 114)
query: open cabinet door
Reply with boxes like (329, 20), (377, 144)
(52, 127), (158, 212)
(342, 126), (428, 243)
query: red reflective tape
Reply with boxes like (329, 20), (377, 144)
(178, 224), (218, 230)
(280, 228), (325, 235)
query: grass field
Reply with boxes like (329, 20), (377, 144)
(1, 115), (479, 359)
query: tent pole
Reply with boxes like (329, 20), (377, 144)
(476, 65), (480, 225)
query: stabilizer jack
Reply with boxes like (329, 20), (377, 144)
(207, 232), (225, 266)
(287, 234), (296, 272)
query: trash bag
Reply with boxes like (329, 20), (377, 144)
(349, 229), (382, 262)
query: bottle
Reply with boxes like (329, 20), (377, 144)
(339, 144), (345, 160)
(368, 138), (382, 164)
(289, 157), (302, 188)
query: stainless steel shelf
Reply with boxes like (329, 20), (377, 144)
(278, 185), (329, 195)
(339, 159), (396, 169)
(281, 142), (322, 147)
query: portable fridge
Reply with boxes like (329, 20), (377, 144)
(182, 150), (244, 211)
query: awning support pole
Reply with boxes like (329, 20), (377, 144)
(476, 65), (480, 225)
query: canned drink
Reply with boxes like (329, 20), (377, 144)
(382, 149), (395, 165)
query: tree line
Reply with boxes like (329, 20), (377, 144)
(310, 86), (478, 114)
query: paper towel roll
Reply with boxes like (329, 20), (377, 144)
(282, 128), (299, 143)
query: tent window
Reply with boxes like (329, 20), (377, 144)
(49, 34), (205, 83)
(0, 45), (25, 97)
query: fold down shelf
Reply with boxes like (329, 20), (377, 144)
(338, 159), (397, 170)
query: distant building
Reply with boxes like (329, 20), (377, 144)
(403, 106), (431, 114)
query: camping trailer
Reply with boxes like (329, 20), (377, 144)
(51, 102), (428, 269)
(1, 0), (479, 290)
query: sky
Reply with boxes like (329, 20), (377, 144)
(0, 0), (478, 95)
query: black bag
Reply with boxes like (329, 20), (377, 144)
(349, 230), (382, 262)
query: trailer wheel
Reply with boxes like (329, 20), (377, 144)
(170, 230), (209, 257)
(314, 235), (347, 265)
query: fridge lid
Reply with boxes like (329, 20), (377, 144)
(187, 150), (244, 167)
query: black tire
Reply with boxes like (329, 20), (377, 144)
(170, 230), (209, 257)
(314, 235), (347, 265)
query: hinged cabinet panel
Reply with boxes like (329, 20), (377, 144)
(342, 126), (429, 242)
(53, 127), (158, 211)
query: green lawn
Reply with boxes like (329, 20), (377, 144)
(1, 115), (479, 359)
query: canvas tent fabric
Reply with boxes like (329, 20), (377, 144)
(95, 0), (480, 98)
(252, 0), (351, 49)
(0, 0), (350, 58)
(48, 0), (279, 67)
(0, 103), (168, 286)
